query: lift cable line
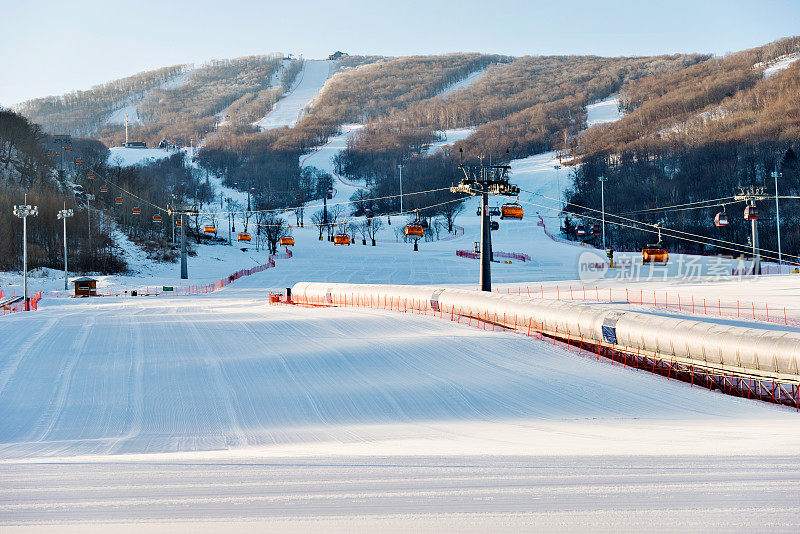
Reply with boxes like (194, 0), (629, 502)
(195, 186), (456, 217)
(525, 189), (800, 264)
(514, 196), (800, 268)
(88, 167), (171, 214)
(620, 195), (738, 215)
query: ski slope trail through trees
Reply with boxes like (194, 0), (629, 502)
(254, 60), (333, 130)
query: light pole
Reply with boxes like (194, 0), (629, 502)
(398, 164), (404, 214)
(598, 176), (608, 250)
(13, 197), (38, 309)
(57, 205), (74, 291)
(180, 213), (187, 279)
(170, 194), (177, 245)
(771, 170), (782, 265)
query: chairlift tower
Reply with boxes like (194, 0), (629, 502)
(168, 203), (199, 279)
(734, 186), (767, 275)
(451, 150), (519, 292)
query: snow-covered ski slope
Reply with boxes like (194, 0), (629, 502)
(762, 54), (800, 78)
(586, 94), (623, 126)
(253, 60), (332, 130)
(2, 274), (800, 530)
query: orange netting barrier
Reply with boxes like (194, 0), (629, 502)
(274, 290), (800, 411)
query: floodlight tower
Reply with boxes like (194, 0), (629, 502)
(57, 205), (74, 290)
(13, 196), (38, 309)
(451, 149), (519, 292)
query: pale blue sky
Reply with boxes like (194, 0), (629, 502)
(2, 0), (799, 106)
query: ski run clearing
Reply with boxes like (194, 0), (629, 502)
(4, 78), (800, 531)
(253, 60), (333, 131)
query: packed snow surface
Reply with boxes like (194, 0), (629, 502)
(107, 146), (180, 167)
(586, 95), (623, 127)
(2, 273), (800, 529)
(253, 60), (332, 130)
(438, 66), (489, 99)
(425, 127), (476, 154)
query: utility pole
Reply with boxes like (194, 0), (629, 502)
(598, 176), (608, 250)
(322, 190), (329, 241)
(13, 196), (38, 309)
(771, 169), (782, 265)
(735, 186), (767, 275)
(451, 149), (519, 292)
(180, 213), (187, 279)
(398, 164), (404, 214)
(57, 204), (74, 290)
(84, 170), (94, 272)
(226, 197), (232, 244)
(170, 194), (177, 245)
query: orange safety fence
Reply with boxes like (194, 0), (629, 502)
(0, 290), (42, 317)
(273, 289), (800, 411)
(489, 283), (800, 328)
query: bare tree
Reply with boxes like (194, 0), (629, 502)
(262, 213), (289, 254)
(356, 221), (369, 245)
(366, 217), (383, 246)
(439, 201), (465, 234)
(326, 204), (344, 240)
(311, 209), (326, 240)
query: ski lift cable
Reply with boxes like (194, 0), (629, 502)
(621, 195), (738, 214)
(234, 196), (466, 230)
(197, 186), (456, 217)
(90, 168), (171, 214)
(516, 197), (798, 266)
(515, 196), (800, 265)
(525, 188), (800, 263)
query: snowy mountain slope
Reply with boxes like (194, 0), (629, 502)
(438, 65), (492, 99)
(585, 95), (623, 126)
(105, 70), (193, 125)
(253, 60), (333, 130)
(762, 54), (800, 78)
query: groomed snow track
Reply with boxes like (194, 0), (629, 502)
(291, 283), (800, 408)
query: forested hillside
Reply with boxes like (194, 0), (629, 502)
(16, 55), (291, 148)
(564, 37), (800, 257)
(0, 108), (210, 273)
(16, 65), (189, 138)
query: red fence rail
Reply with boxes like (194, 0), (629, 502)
(456, 250), (531, 262)
(279, 290), (800, 411)
(0, 290), (42, 317)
